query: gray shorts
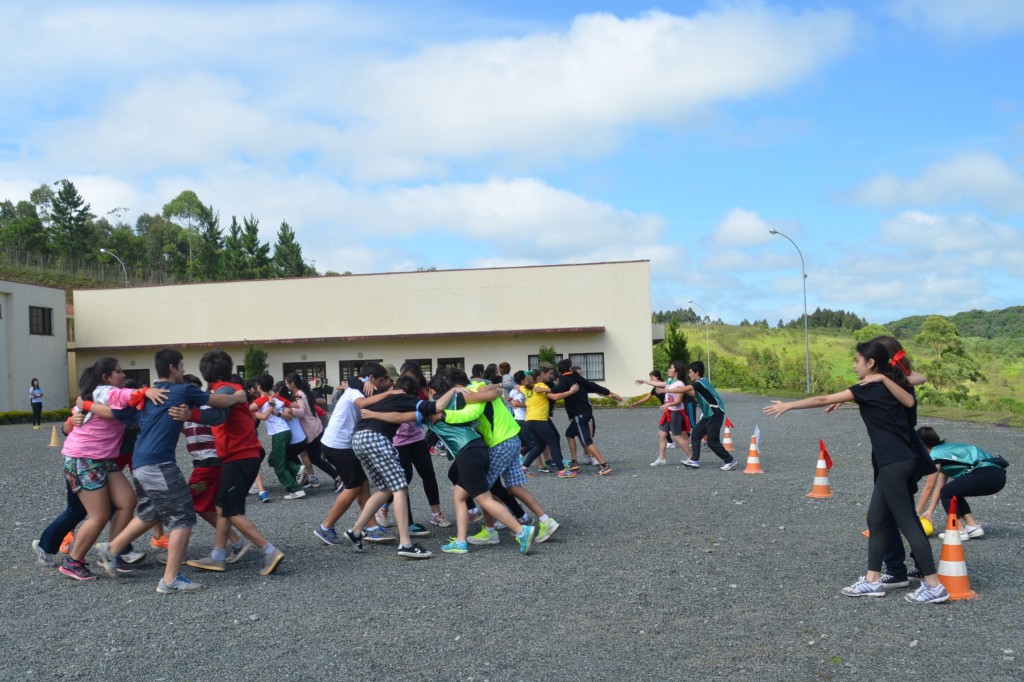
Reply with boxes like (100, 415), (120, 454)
(132, 462), (197, 532)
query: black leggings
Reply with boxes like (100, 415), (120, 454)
(522, 420), (564, 471)
(398, 440), (441, 523)
(31, 402), (43, 426)
(867, 459), (935, 575)
(287, 434), (339, 481)
(940, 466), (1006, 517)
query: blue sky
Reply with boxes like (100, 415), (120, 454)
(1, 0), (1022, 324)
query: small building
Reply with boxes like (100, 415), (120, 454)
(72, 261), (652, 396)
(0, 280), (70, 412)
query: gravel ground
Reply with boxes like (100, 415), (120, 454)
(3, 393), (1023, 681)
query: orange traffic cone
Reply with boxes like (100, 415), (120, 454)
(722, 419), (736, 452)
(937, 497), (978, 600)
(806, 440), (833, 499)
(742, 436), (764, 474)
(49, 425), (60, 447)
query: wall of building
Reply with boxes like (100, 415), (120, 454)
(72, 261), (652, 396)
(0, 280), (70, 412)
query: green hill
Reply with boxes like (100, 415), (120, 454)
(887, 306), (1024, 339)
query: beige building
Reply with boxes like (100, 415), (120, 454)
(1, 280), (70, 412)
(72, 261), (652, 396)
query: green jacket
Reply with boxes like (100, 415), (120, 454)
(930, 443), (1005, 480)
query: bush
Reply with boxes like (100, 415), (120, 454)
(0, 409), (72, 425)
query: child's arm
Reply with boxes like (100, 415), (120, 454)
(635, 378), (667, 388)
(858, 374), (915, 408)
(763, 389), (855, 417)
(543, 383), (579, 401)
(76, 397), (116, 419)
(922, 473), (947, 517)
(463, 384), (502, 403)
(916, 472), (940, 516)
(354, 388), (404, 408)
(361, 410), (417, 424)
(206, 390), (247, 409)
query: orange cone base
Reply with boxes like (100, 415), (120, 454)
(806, 489), (833, 499)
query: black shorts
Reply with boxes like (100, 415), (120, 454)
(322, 444), (367, 488)
(216, 458), (260, 518)
(565, 413), (596, 447)
(450, 443), (491, 498)
(658, 410), (686, 437)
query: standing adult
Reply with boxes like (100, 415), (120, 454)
(29, 378), (44, 429)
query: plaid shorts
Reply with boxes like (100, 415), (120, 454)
(353, 430), (408, 493)
(132, 462), (197, 532)
(487, 437), (525, 489)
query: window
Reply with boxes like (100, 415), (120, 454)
(405, 358), (432, 380)
(123, 369), (150, 386)
(436, 357), (464, 371)
(338, 359), (383, 381)
(282, 361), (327, 386)
(569, 353), (605, 381)
(527, 354), (563, 371)
(235, 365), (246, 380)
(29, 306), (53, 336)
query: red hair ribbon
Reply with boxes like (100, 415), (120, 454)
(889, 349), (910, 376)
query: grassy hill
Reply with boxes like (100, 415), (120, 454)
(887, 306), (1024, 339)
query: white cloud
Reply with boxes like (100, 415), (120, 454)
(711, 208), (775, 246)
(889, 0), (1024, 38)
(851, 152), (1024, 214)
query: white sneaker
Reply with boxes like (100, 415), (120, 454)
(283, 489), (307, 500)
(667, 442), (678, 449)
(375, 507), (392, 528)
(720, 459), (739, 471)
(248, 484), (259, 495)
(650, 459), (668, 467)
(681, 459), (700, 469)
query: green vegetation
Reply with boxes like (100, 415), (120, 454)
(0, 409), (72, 425)
(243, 344), (269, 379)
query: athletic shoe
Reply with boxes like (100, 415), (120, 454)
(495, 515), (529, 531)
(94, 543), (119, 579)
(344, 529), (365, 552)
(334, 478), (345, 493)
(283, 489), (306, 500)
(468, 527), (500, 545)
(537, 466), (552, 474)
(397, 543), (432, 559)
(569, 462), (580, 471)
(120, 549), (146, 565)
(904, 582), (949, 604)
(441, 538), (469, 554)
(595, 464), (613, 476)
(59, 532), (74, 554)
(537, 518), (560, 544)
(409, 523), (431, 538)
(557, 469), (577, 479)
(964, 525), (985, 539)
(667, 442), (678, 449)
(523, 467), (536, 478)
(32, 540), (57, 568)
(150, 534), (170, 550)
(375, 507), (392, 528)
(363, 527), (396, 543)
(681, 459), (700, 469)
(516, 525), (536, 555)
(907, 567), (924, 580)
(296, 465), (308, 485)
(157, 574), (201, 594)
(227, 538), (253, 564)
(248, 484), (259, 495)
(307, 474), (321, 488)
(59, 557), (95, 581)
(467, 508), (483, 523)
(840, 576), (885, 597)
(650, 458), (668, 467)
(720, 459), (739, 471)
(430, 512), (451, 528)
(260, 548), (285, 576)
(186, 556), (227, 572)
(258, 491), (271, 503)
(880, 573), (910, 588)
(314, 525), (342, 545)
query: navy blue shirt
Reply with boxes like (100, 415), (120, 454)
(132, 381), (210, 468)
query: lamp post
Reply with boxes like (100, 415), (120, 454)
(687, 299), (711, 382)
(768, 228), (811, 393)
(99, 248), (129, 287)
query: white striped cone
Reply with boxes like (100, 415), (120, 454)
(806, 453), (832, 498)
(937, 514), (977, 600)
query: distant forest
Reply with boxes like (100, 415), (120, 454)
(888, 306), (1024, 339)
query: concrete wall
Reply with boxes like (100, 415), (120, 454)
(0, 280), (70, 412)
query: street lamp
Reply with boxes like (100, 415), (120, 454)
(768, 228), (811, 393)
(687, 299), (711, 381)
(99, 248), (129, 287)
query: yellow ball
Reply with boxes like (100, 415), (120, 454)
(919, 517), (934, 537)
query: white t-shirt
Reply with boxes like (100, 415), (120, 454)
(509, 387), (527, 421)
(321, 385), (365, 450)
(665, 379), (686, 412)
(262, 397), (291, 436)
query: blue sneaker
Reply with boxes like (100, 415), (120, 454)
(441, 538), (469, 554)
(314, 525), (341, 545)
(363, 527), (396, 543)
(904, 582), (950, 604)
(841, 576), (885, 597)
(408, 522), (431, 538)
(258, 491), (270, 503)
(516, 525), (536, 555)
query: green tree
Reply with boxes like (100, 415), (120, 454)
(662, 318), (691, 366)
(853, 323), (893, 343)
(243, 344), (269, 379)
(162, 190), (212, 281)
(0, 200), (49, 253)
(49, 179), (94, 259)
(135, 213), (179, 275)
(537, 345), (558, 366)
(272, 220), (311, 278)
(241, 215), (272, 279)
(913, 316), (985, 401)
(194, 209), (224, 281)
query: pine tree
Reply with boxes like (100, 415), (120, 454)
(49, 179), (94, 259)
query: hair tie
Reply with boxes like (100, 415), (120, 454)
(889, 349), (910, 376)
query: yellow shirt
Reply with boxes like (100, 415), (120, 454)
(524, 383), (550, 421)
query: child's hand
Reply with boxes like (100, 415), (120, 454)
(823, 403), (841, 414)
(168, 404), (191, 422)
(568, 384), (579, 394)
(763, 400), (788, 418)
(859, 374), (885, 385)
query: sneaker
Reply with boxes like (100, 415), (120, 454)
(523, 467), (536, 478)
(467, 507), (483, 523)
(248, 484), (259, 495)
(557, 469), (577, 479)
(59, 557), (95, 581)
(32, 540), (57, 568)
(120, 549), (146, 565)
(157, 574), (201, 594)
(495, 515), (528, 531)
(667, 441), (678, 449)
(840, 576), (885, 597)
(296, 465), (308, 485)
(94, 543), (119, 579)
(537, 466), (552, 474)
(314, 525), (342, 545)
(430, 512), (451, 528)
(537, 518), (560, 543)
(516, 525), (536, 554)
(681, 459), (701, 469)
(363, 527), (397, 543)
(186, 555), (227, 572)
(441, 538), (469, 554)
(306, 474), (321, 488)
(569, 462), (580, 471)
(880, 573), (910, 588)
(59, 532), (74, 554)
(397, 543), (432, 559)
(260, 548), (285, 576)
(258, 491), (271, 503)
(595, 464), (613, 476)
(963, 525), (985, 539)
(720, 459), (739, 471)
(334, 478), (345, 493)
(907, 567), (924, 580)
(344, 529), (365, 552)
(375, 507), (392, 528)
(227, 538), (253, 564)
(650, 458), (668, 467)
(283, 489), (307, 500)
(408, 522), (431, 538)
(150, 534), (170, 550)
(904, 582), (950, 604)
(468, 527), (500, 545)
(938, 528), (974, 541)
